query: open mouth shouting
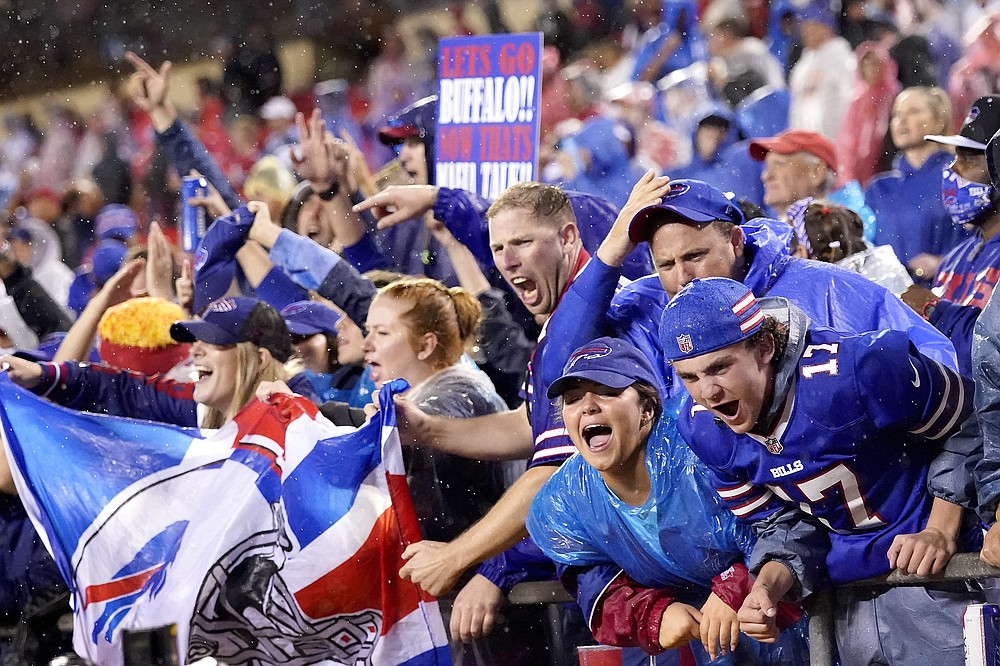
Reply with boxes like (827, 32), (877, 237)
(510, 276), (540, 307)
(582, 423), (613, 452)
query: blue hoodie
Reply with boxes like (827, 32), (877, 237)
(673, 106), (766, 206)
(562, 117), (648, 210)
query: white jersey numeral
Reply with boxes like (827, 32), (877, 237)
(801, 343), (840, 378)
(795, 463), (885, 530)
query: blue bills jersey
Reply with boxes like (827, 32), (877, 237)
(680, 327), (973, 584)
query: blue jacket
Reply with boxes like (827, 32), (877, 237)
(561, 117), (648, 210)
(673, 106), (765, 207)
(433, 186), (654, 282)
(867, 151), (970, 265)
(973, 287), (1000, 520)
(930, 230), (1000, 375)
(542, 217), (958, 401)
(630, 0), (707, 81)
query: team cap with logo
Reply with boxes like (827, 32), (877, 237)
(628, 179), (745, 243)
(170, 296), (292, 363)
(547, 336), (659, 398)
(659, 277), (765, 361)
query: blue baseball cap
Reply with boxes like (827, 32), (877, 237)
(170, 296), (292, 362)
(547, 336), (659, 398)
(628, 179), (745, 243)
(659, 277), (764, 361)
(91, 239), (129, 284)
(794, 1), (836, 29)
(94, 204), (138, 242)
(280, 300), (343, 337)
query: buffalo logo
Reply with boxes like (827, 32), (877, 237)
(567, 343), (613, 368)
(964, 105), (981, 126)
(663, 182), (691, 199)
(206, 298), (237, 314)
(85, 520), (189, 644)
(193, 247), (208, 272)
(676, 334), (694, 354)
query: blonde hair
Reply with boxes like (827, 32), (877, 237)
(897, 86), (952, 136)
(200, 341), (288, 429)
(486, 181), (574, 231)
(376, 277), (481, 371)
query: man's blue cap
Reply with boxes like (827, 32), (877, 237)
(94, 204), (138, 242)
(170, 296), (292, 362)
(794, 1), (836, 29)
(628, 179), (745, 243)
(659, 277), (764, 361)
(280, 300), (342, 337)
(91, 239), (129, 284)
(547, 336), (659, 398)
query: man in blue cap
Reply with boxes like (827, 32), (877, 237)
(541, 172), (956, 405)
(662, 276), (982, 665)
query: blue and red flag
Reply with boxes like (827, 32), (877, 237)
(0, 374), (450, 666)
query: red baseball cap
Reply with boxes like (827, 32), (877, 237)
(749, 129), (838, 172)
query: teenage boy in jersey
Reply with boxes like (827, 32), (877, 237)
(662, 277), (983, 665)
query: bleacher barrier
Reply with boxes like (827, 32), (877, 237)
(508, 553), (1000, 666)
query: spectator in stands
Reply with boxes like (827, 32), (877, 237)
(631, 0), (707, 83)
(259, 95), (299, 168)
(664, 277), (981, 666)
(838, 42), (900, 186)
(749, 129), (877, 237)
(866, 86), (969, 282)
(0, 231), (71, 341)
(787, 1), (855, 140)
(556, 116), (647, 210)
(673, 106), (765, 205)
(280, 299), (366, 406)
(221, 26), (283, 117)
(902, 95), (1000, 374)
(527, 336), (808, 663)
(705, 16), (785, 107)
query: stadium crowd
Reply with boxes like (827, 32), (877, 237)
(4, 0), (1000, 662)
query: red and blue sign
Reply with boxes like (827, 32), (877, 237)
(436, 32), (542, 199)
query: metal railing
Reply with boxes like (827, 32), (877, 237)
(507, 553), (1000, 666)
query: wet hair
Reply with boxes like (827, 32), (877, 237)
(712, 17), (750, 38)
(280, 181), (316, 231)
(737, 199), (767, 221)
(376, 277), (482, 370)
(895, 86), (951, 137)
(802, 202), (866, 263)
(557, 379), (662, 433)
(632, 381), (662, 426)
(486, 181), (574, 231)
(363, 269), (408, 289)
(744, 316), (790, 371)
(201, 341), (288, 429)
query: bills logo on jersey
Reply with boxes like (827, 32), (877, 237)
(677, 334), (694, 354)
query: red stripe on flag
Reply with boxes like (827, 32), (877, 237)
(84, 565), (162, 607)
(294, 507), (423, 631)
